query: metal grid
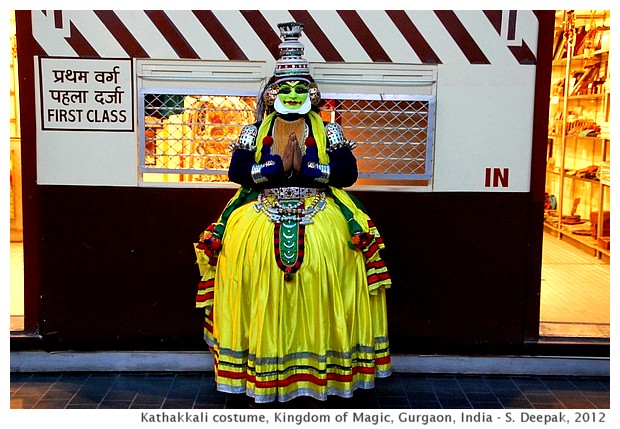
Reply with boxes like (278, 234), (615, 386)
(140, 91), (257, 182)
(139, 91), (434, 184)
(322, 94), (434, 180)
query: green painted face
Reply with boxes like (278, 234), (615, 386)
(277, 81), (309, 110)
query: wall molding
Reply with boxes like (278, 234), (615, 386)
(10, 351), (609, 377)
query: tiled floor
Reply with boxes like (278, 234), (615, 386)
(10, 372), (610, 409)
(539, 233), (610, 338)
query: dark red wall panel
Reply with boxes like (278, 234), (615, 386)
(37, 186), (533, 354)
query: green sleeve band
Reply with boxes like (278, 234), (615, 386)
(327, 189), (363, 250)
(213, 188), (258, 238)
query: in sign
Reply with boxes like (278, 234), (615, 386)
(485, 168), (509, 188)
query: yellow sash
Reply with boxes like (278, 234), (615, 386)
(254, 111), (329, 164)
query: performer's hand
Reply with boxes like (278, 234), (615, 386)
(292, 134), (302, 173)
(281, 133), (294, 172)
(261, 153), (284, 177)
(282, 131), (300, 174)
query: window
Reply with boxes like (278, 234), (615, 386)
(138, 60), (436, 188)
(140, 91), (257, 184)
(321, 94), (434, 186)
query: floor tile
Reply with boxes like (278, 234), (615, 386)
(458, 378), (493, 393)
(569, 378), (608, 391)
(104, 390), (138, 402)
(66, 403), (99, 409)
(10, 397), (38, 409)
(588, 397), (610, 409)
(401, 377), (434, 392)
(405, 390), (437, 402)
(68, 396), (104, 407)
(162, 399), (197, 408)
(437, 397), (472, 409)
(8, 371), (609, 410)
(466, 392), (499, 403)
(374, 376), (405, 395)
(40, 389), (75, 401)
(486, 375), (519, 385)
(32, 399), (69, 409)
(98, 400), (133, 409)
(470, 400), (503, 409)
(407, 400), (442, 409)
(377, 395), (410, 408)
(194, 394), (226, 408)
(12, 385), (51, 397)
(132, 395), (166, 407)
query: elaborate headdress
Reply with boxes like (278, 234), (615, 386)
(261, 22), (321, 114)
(273, 22), (311, 83)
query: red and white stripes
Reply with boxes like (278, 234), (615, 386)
(32, 10), (538, 65)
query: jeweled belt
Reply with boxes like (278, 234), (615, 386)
(262, 186), (324, 200)
(254, 187), (327, 225)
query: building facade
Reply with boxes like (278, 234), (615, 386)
(13, 10), (605, 358)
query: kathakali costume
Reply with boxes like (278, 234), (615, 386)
(195, 22), (392, 403)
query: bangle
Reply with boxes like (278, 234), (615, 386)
(251, 164), (268, 184)
(316, 164), (330, 183)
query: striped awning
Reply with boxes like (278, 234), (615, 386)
(32, 10), (538, 66)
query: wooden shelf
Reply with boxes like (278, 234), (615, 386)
(553, 48), (610, 66)
(545, 170), (609, 187)
(543, 222), (610, 258)
(553, 93), (608, 100)
(547, 12), (610, 257)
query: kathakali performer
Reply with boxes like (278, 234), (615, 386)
(195, 22), (392, 404)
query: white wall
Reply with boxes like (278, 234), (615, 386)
(433, 63), (536, 192)
(30, 10), (541, 192)
(36, 130), (139, 186)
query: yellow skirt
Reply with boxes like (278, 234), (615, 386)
(196, 191), (391, 403)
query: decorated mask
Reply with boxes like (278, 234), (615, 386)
(274, 81), (311, 114)
(262, 22), (321, 114)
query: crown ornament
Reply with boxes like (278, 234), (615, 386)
(274, 22), (310, 82)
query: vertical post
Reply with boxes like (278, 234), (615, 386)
(15, 10), (40, 333)
(557, 10), (575, 235)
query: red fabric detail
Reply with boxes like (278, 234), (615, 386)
(362, 241), (381, 258)
(367, 272), (391, 285)
(196, 291), (214, 303)
(197, 279), (215, 290)
(365, 260), (386, 270)
(375, 356), (391, 366)
(217, 364), (376, 389)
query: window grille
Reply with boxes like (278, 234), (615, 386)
(322, 94), (434, 185)
(139, 90), (257, 183)
(139, 91), (434, 186)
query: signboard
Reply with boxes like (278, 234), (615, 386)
(39, 57), (134, 131)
